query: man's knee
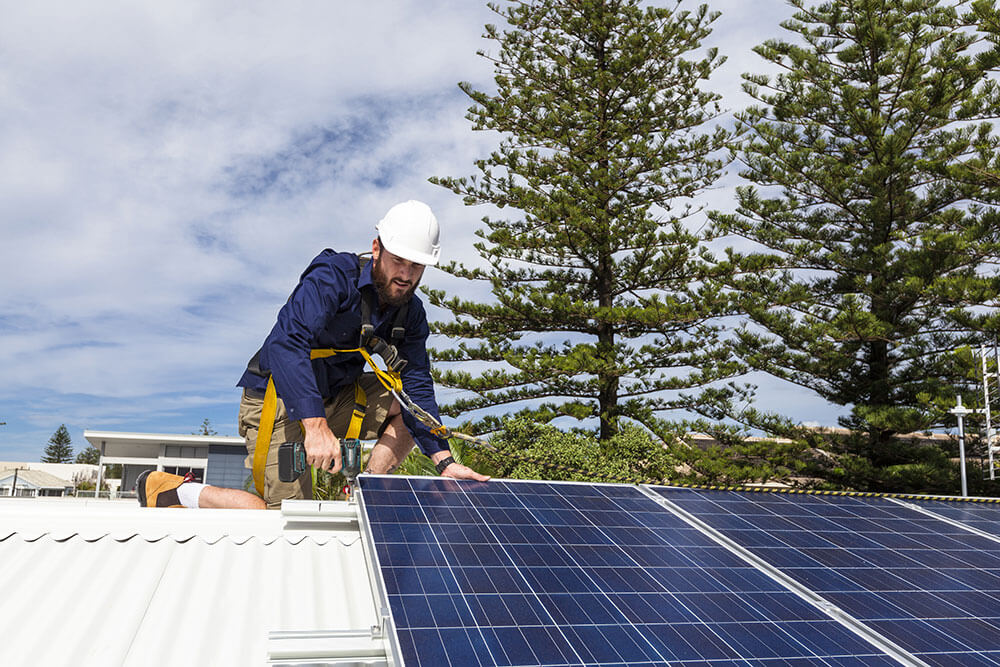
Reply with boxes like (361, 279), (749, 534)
(386, 397), (401, 418)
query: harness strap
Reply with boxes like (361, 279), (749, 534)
(250, 347), (398, 497)
(310, 347), (403, 393)
(346, 381), (367, 440)
(359, 285), (377, 349)
(251, 375), (280, 497)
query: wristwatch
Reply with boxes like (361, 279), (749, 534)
(435, 456), (455, 474)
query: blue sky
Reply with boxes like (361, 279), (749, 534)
(0, 0), (845, 462)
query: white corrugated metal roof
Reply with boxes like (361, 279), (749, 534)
(0, 498), (383, 666)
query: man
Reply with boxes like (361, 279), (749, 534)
(137, 200), (489, 510)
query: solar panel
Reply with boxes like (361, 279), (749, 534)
(359, 476), (896, 667)
(908, 499), (1000, 539)
(654, 487), (1000, 666)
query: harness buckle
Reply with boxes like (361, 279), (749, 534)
(367, 336), (408, 373)
(391, 326), (405, 346)
(359, 323), (375, 348)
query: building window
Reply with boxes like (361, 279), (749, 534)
(161, 466), (204, 483)
(164, 445), (207, 461)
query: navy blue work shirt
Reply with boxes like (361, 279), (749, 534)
(237, 250), (449, 457)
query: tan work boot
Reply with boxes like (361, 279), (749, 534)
(136, 470), (192, 508)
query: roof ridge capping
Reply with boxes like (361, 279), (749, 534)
(0, 500), (362, 547)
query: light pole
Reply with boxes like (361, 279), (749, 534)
(1, 423), (21, 497)
(950, 395), (973, 498)
(7, 466), (25, 498)
(0, 420), (17, 496)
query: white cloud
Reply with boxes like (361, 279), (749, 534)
(0, 0), (842, 460)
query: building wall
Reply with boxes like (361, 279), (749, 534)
(84, 432), (250, 494)
(205, 444), (251, 491)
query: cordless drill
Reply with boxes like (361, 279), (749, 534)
(277, 439), (363, 485)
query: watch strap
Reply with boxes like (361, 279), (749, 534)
(435, 456), (455, 474)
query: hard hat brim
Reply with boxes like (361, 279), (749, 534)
(381, 241), (440, 266)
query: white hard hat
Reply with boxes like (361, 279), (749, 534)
(375, 200), (441, 266)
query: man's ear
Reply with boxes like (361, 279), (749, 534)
(371, 237), (380, 260)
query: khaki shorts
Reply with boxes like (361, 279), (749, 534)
(238, 373), (394, 509)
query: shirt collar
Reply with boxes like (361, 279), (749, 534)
(358, 254), (375, 290)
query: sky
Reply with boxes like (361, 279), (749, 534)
(0, 0), (846, 462)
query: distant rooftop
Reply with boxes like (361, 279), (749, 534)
(0, 468), (73, 489)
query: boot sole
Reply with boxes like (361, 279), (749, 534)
(136, 470), (150, 506)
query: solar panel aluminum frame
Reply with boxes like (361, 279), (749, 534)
(639, 485), (932, 667)
(887, 496), (1000, 544)
(356, 475), (408, 667)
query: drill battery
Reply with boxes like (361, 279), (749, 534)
(277, 439), (362, 482)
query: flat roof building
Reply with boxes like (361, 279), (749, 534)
(83, 430), (251, 495)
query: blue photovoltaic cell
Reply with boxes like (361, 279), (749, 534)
(910, 499), (1000, 539)
(654, 487), (1000, 667)
(359, 476), (893, 667)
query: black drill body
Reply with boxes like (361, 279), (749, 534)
(277, 439), (363, 485)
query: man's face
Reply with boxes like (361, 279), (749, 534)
(371, 239), (426, 308)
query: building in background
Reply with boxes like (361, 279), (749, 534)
(0, 461), (99, 484)
(0, 468), (75, 497)
(83, 431), (250, 494)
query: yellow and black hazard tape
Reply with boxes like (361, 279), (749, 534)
(657, 482), (1000, 504)
(473, 446), (1000, 504)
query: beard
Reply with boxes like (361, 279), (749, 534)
(372, 255), (420, 308)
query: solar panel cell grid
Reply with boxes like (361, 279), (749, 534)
(654, 487), (1000, 666)
(361, 477), (892, 667)
(912, 500), (1000, 539)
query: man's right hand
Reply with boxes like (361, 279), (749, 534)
(302, 417), (341, 473)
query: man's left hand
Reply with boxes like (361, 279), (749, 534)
(440, 461), (491, 482)
(431, 451), (490, 482)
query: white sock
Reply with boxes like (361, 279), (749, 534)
(177, 481), (206, 508)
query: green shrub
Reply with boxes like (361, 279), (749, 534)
(468, 418), (676, 484)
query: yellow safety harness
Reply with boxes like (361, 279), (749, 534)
(251, 346), (409, 496)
